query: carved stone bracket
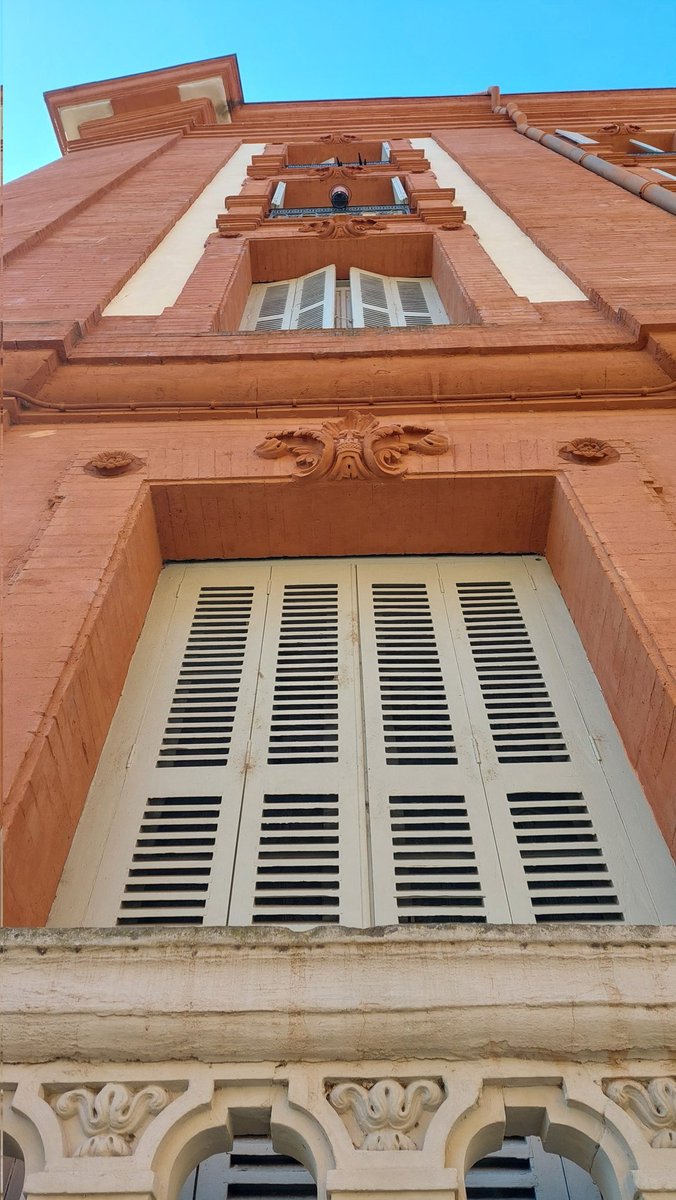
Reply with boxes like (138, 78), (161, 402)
(297, 216), (386, 239)
(558, 437), (619, 464)
(604, 1078), (676, 1148)
(53, 1083), (170, 1156)
(255, 412), (450, 481)
(328, 1078), (445, 1150)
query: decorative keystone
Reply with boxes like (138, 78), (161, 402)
(328, 1078), (444, 1150)
(558, 438), (619, 464)
(604, 1078), (676, 1148)
(53, 1083), (170, 1156)
(255, 412), (450, 482)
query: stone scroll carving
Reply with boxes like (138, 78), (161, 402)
(53, 1083), (170, 1156)
(604, 1078), (676, 1148)
(255, 412), (450, 481)
(328, 1078), (444, 1150)
(298, 216), (385, 238)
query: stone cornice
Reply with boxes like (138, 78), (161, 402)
(2, 926), (675, 1065)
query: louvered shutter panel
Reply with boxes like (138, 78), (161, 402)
(438, 556), (673, 923)
(228, 561), (367, 928)
(381, 141), (391, 163)
(357, 560), (511, 925)
(466, 1136), (602, 1200)
(179, 1138), (317, 1200)
(290, 266), (336, 329)
(270, 181), (286, 208)
(241, 279), (296, 331)
(393, 277), (449, 326)
(349, 268), (396, 328)
(50, 564), (271, 926)
(391, 175), (408, 205)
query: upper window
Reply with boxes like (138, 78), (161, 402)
(240, 267), (449, 331)
(50, 556), (676, 929)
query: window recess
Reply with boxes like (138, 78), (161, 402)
(50, 557), (676, 930)
(241, 269), (448, 331)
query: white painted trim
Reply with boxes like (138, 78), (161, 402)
(57, 99), (114, 142)
(411, 137), (586, 302)
(103, 143), (264, 315)
(177, 76), (232, 124)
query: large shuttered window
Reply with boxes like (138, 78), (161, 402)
(241, 270), (448, 330)
(50, 557), (676, 928)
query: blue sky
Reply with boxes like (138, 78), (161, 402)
(4, 0), (676, 182)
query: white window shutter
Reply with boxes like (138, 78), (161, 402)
(241, 279), (296, 331)
(391, 175), (407, 205)
(437, 556), (676, 924)
(392, 277), (449, 326)
(349, 268), (396, 328)
(290, 266), (336, 329)
(356, 560), (512, 926)
(270, 181), (286, 208)
(228, 561), (368, 928)
(381, 141), (391, 163)
(49, 564), (271, 926)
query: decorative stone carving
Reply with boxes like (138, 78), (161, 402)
(84, 450), (144, 476)
(298, 216), (386, 239)
(255, 412), (450, 481)
(328, 1079), (444, 1150)
(599, 122), (643, 135)
(605, 1078), (676, 1148)
(318, 133), (359, 143)
(53, 1083), (170, 1156)
(558, 438), (619, 464)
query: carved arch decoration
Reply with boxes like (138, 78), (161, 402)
(254, 411), (450, 481)
(437, 1076), (660, 1200)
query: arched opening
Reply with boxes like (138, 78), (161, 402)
(178, 1136), (317, 1200)
(466, 1135), (602, 1200)
(1, 1133), (25, 1200)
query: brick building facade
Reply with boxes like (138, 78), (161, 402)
(2, 56), (676, 1200)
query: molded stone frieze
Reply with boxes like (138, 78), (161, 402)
(604, 1078), (676, 1148)
(298, 216), (386, 239)
(53, 1083), (170, 1156)
(327, 1078), (445, 1150)
(558, 437), (619, 464)
(255, 412), (450, 481)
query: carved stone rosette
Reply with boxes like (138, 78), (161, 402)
(558, 438), (619, 465)
(53, 1083), (170, 1156)
(328, 1078), (445, 1150)
(84, 450), (144, 477)
(604, 1078), (676, 1148)
(255, 412), (450, 481)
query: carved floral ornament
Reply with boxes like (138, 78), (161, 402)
(598, 122), (643, 135)
(255, 412), (450, 481)
(84, 450), (144, 477)
(53, 1083), (170, 1157)
(328, 1078), (445, 1150)
(298, 216), (386, 239)
(558, 437), (619, 465)
(318, 133), (359, 143)
(604, 1078), (676, 1148)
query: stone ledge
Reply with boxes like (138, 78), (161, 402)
(2, 926), (675, 1064)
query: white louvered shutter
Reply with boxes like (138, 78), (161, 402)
(391, 175), (408, 205)
(270, 181), (286, 208)
(392, 276), (449, 326)
(228, 561), (367, 928)
(290, 266), (336, 329)
(242, 279), (296, 331)
(381, 141), (391, 163)
(357, 560), (511, 925)
(438, 556), (675, 924)
(349, 268), (396, 328)
(50, 564), (271, 926)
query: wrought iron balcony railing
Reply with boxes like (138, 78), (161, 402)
(285, 160), (388, 168)
(269, 204), (410, 218)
